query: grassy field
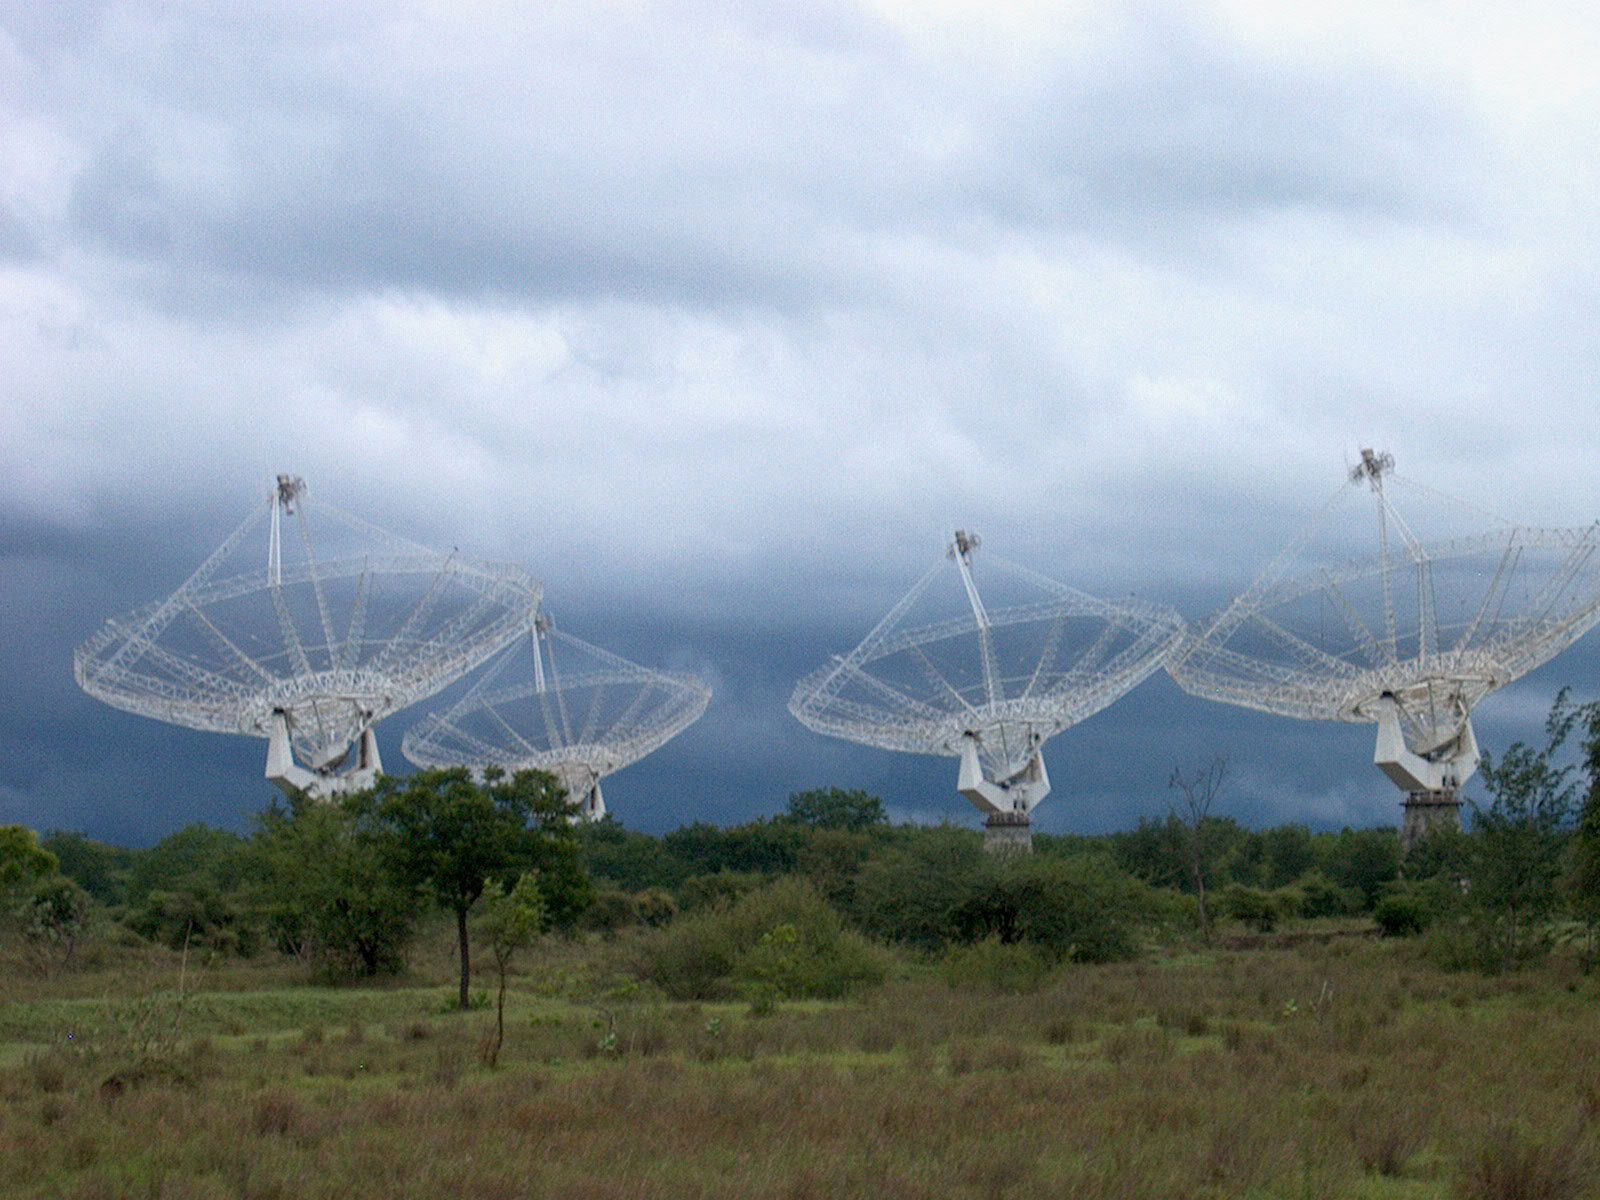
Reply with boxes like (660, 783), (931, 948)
(3, 924), (1599, 1199)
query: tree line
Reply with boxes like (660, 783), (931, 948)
(6, 693), (1600, 1002)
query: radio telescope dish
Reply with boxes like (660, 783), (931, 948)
(1169, 449), (1600, 847)
(401, 610), (712, 820)
(789, 532), (1185, 851)
(75, 474), (539, 797)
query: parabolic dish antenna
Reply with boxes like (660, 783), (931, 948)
(1168, 448), (1600, 847)
(75, 474), (539, 797)
(789, 531), (1186, 850)
(401, 610), (712, 820)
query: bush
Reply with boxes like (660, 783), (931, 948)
(677, 871), (767, 913)
(853, 834), (1158, 962)
(253, 794), (420, 977)
(642, 877), (886, 1001)
(1374, 891), (1429, 938)
(21, 875), (91, 963)
(951, 855), (1156, 963)
(1374, 877), (1461, 939)
(1295, 869), (1364, 919)
(582, 889), (639, 938)
(850, 829), (985, 950)
(939, 938), (1052, 993)
(126, 884), (261, 956)
(635, 888), (678, 928)
(1219, 884), (1280, 933)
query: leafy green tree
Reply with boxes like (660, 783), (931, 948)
(1294, 869), (1363, 919)
(1571, 808), (1600, 969)
(581, 889), (640, 937)
(1469, 728), (1577, 970)
(22, 875), (92, 965)
(784, 788), (888, 831)
(1109, 815), (1190, 890)
(1404, 826), (1472, 883)
(795, 827), (873, 909)
(1318, 827), (1401, 909)
(635, 887), (678, 927)
(40, 832), (133, 907)
(129, 883), (261, 954)
(578, 817), (680, 891)
(849, 826), (985, 949)
(377, 767), (588, 1010)
(1, 825), (58, 910)
(125, 825), (253, 910)
(662, 819), (807, 877)
(1571, 708), (1600, 970)
(1259, 824), (1317, 889)
(678, 870), (766, 911)
(950, 854), (1156, 963)
(3, 829), (93, 969)
(1373, 888), (1429, 937)
(1218, 884), (1279, 933)
(477, 872), (544, 1067)
(254, 791), (422, 977)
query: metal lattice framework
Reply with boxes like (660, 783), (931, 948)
(75, 475), (539, 795)
(401, 611), (711, 820)
(1169, 450), (1600, 816)
(790, 531), (1185, 844)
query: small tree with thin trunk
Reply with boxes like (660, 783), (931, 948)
(478, 872), (545, 1067)
(1169, 755), (1226, 945)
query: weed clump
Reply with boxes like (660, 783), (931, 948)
(1456, 1125), (1592, 1200)
(939, 938), (1051, 993)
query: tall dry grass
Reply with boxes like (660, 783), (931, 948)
(2, 928), (1599, 1198)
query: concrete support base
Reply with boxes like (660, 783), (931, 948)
(984, 811), (1033, 855)
(1401, 789), (1462, 854)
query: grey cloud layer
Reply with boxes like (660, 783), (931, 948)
(21, 3), (1476, 310)
(3, 1), (1599, 842)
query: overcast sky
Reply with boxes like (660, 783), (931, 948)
(5, 0), (1600, 846)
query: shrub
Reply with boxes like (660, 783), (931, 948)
(635, 888), (678, 928)
(850, 829), (985, 949)
(126, 884), (261, 955)
(856, 838), (1157, 962)
(1375, 877), (1463, 940)
(642, 877), (886, 1001)
(951, 855), (1156, 963)
(939, 938), (1051, 993)
(1375, 891), (1429, 938)
(1296, 869), (1364, 918)
(1220, 884), (1280, 933)
(582, 889), (639, 938)
(676, 871), (766, 913)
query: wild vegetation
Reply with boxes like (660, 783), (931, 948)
(3, 702), (1600, 1197)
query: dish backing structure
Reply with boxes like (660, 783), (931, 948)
(789, 531), (1186, 851)
(401, 610), (712, 820)
(75, 475), (538, 797)
(1169, 449), (1600, 849)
